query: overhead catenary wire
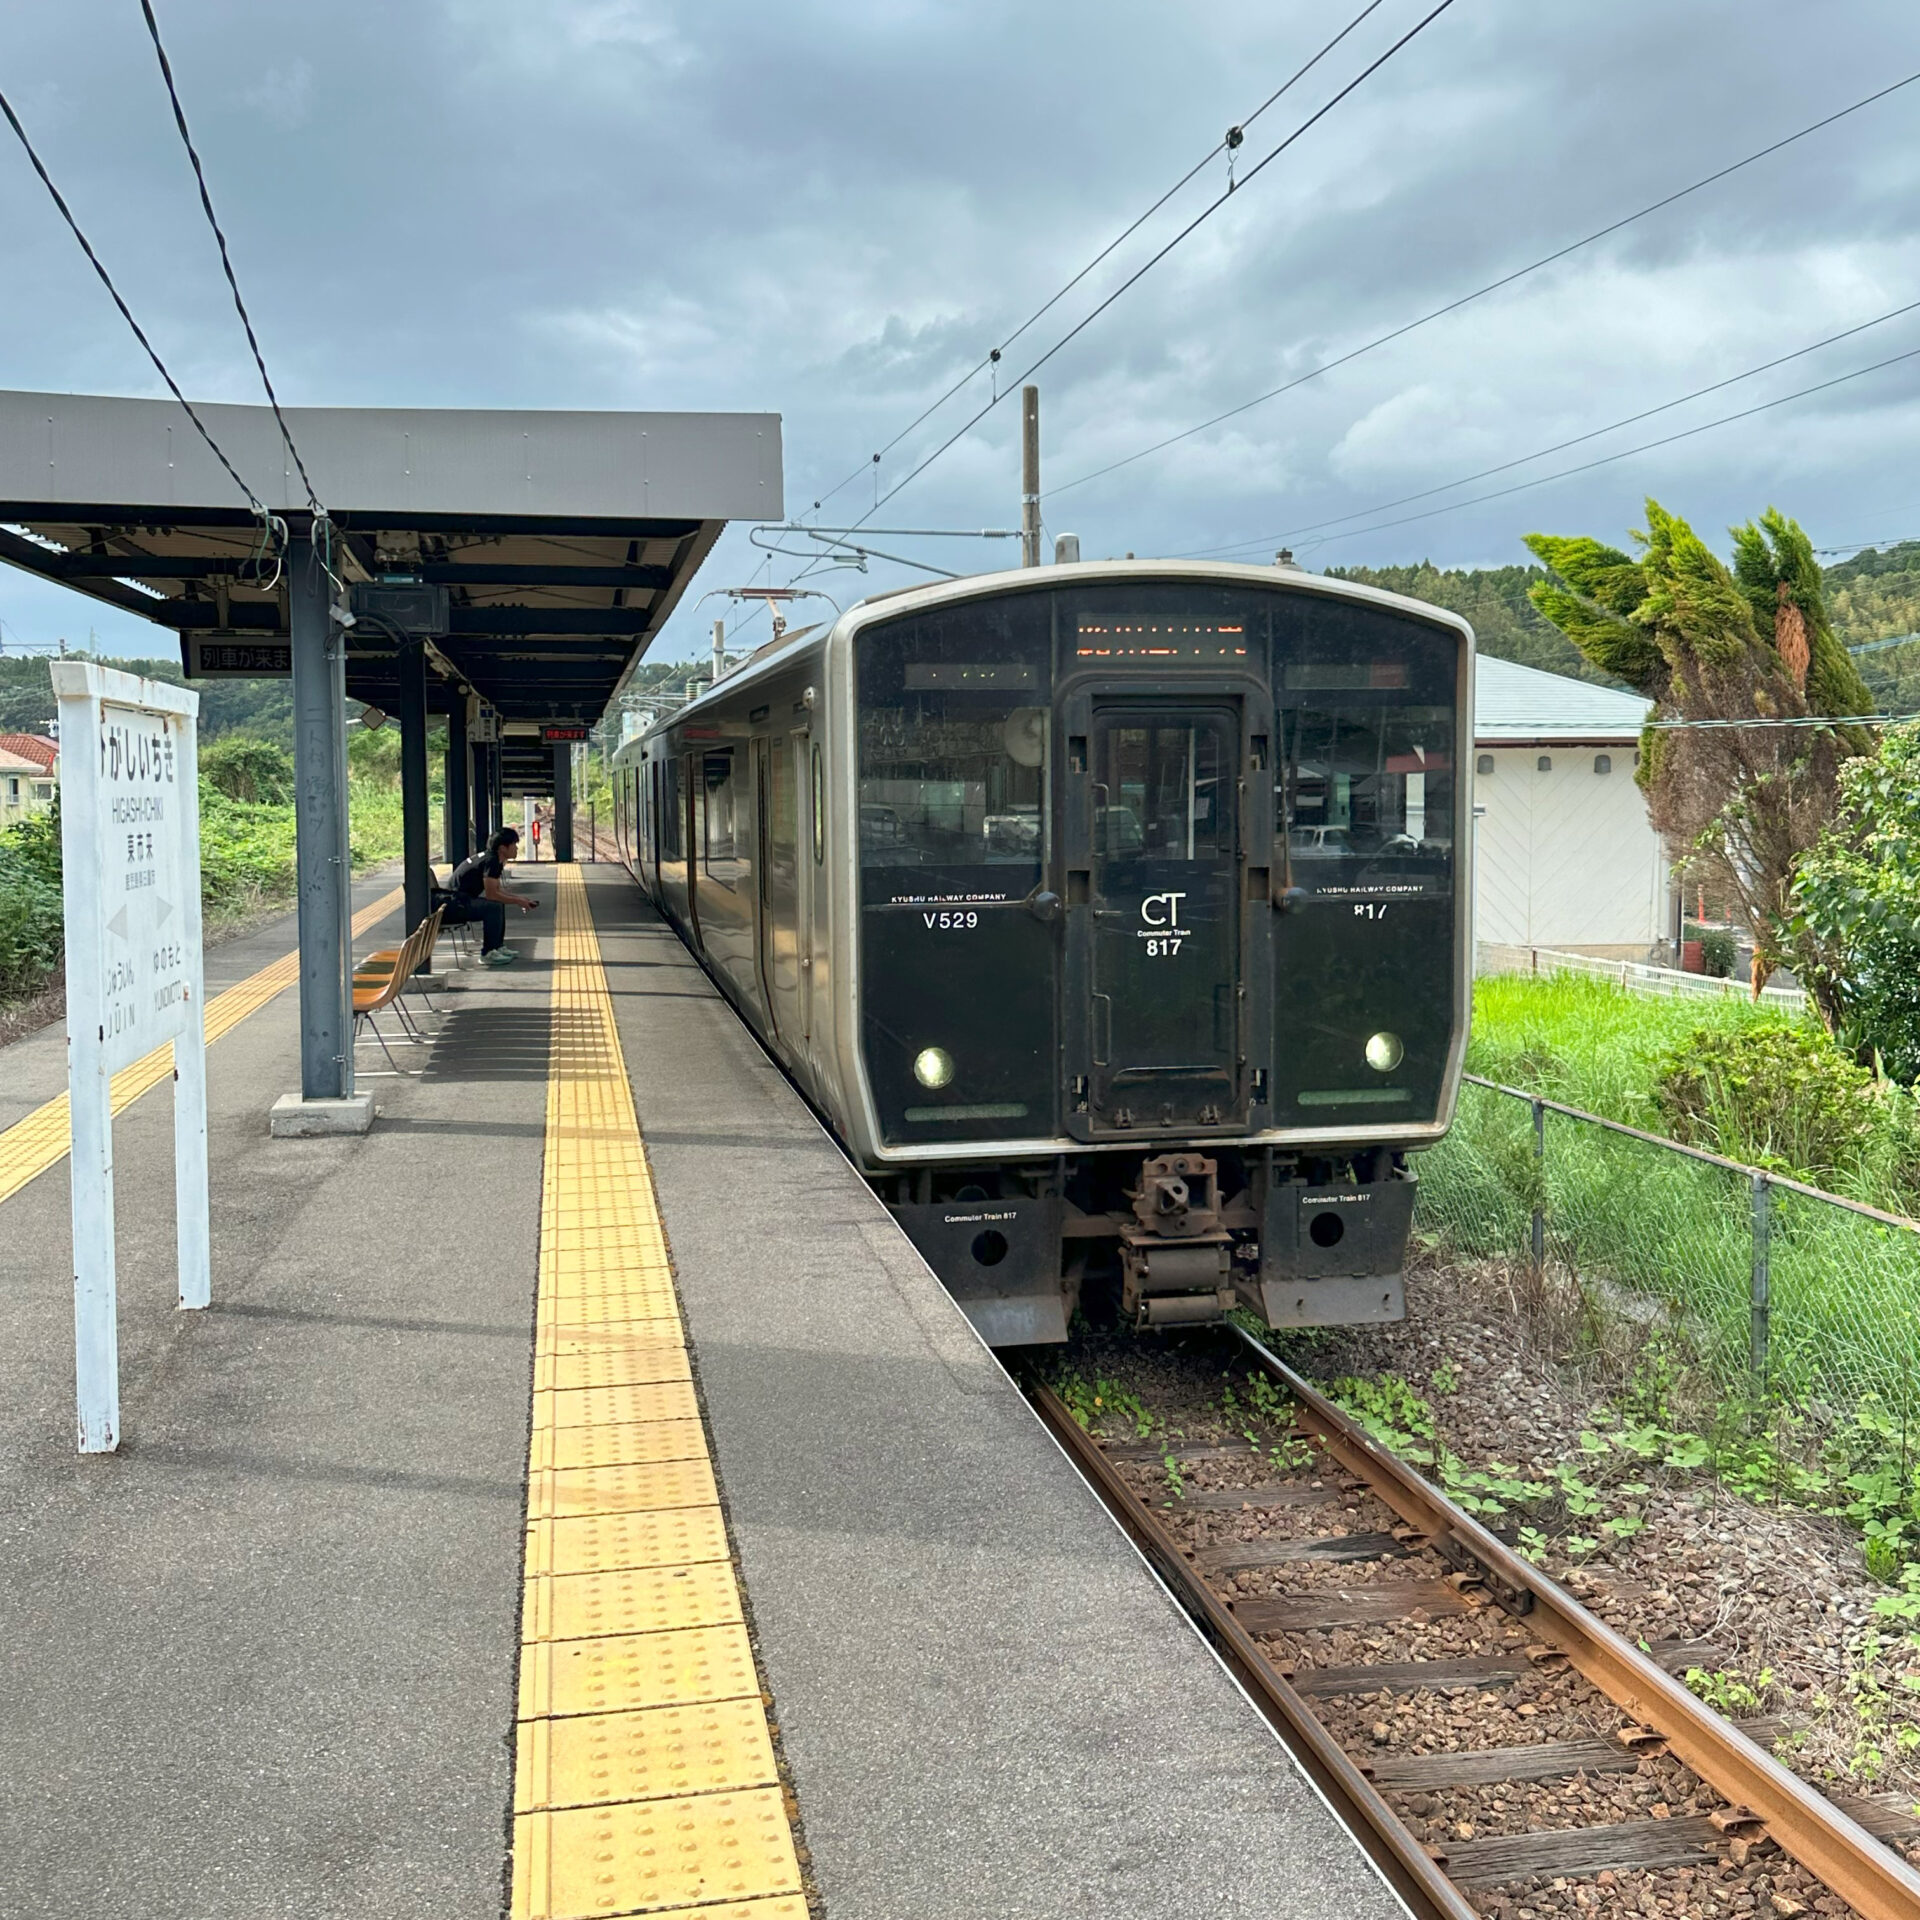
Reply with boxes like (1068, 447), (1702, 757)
(805, 0), (1394, 519)
(137, 0), (321, 516)
(1273, 339), (1920, 552)
(1183, 294), (1920, 559)
(1048, 67), (1920, 504)
(0, 85), (266, 516)
(1647, 712), (1918, 731)
(852, 0), (1464, 534)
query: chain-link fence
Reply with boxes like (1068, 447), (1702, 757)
(1418, 1076), (1920, 1419)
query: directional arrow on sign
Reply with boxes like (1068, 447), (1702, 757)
(107, 906), (128, 942)
(157, 896), (173, 926)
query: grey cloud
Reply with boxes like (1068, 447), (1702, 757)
(2, 0), (1919, 657)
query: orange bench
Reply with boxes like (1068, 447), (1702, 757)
(352, 906), (443, 1075)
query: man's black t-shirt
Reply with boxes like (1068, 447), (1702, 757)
(450, 851), (504, 899)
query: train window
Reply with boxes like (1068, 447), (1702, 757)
(658, 757), (683, 860)
(1274, 602), (1456, 900)
(811, 743), (824, 864)
(1099, 721), (1226, 861)
(702, 749), (739, 887)
(858, 701), (1046, 889)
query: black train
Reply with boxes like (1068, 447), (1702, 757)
(610, 558), (1473, 1345)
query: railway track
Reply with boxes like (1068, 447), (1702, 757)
(1026, 1327), (1920, 1920)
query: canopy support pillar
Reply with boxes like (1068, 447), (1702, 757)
(271, 531), (370, 1135)
(444, 698), (470, 869)
(398, 638), (431, 941)
(553, 743), (575, 863)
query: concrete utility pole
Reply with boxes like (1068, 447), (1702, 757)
(1021, 385), (1041, 568)
(712, 618), (726, 687)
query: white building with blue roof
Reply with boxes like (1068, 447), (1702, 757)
(1472, 654), (1671, 958)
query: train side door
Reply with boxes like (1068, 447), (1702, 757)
(682, 750), (701, 944)
(791, 730), (813, 1043)
(758, 734), (803, 1043)
(1065, 698), (1250, 1136)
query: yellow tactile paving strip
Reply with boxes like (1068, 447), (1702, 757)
(512, 866), (804, 1920)
(0, 886), (404, 1210)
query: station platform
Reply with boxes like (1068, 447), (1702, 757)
(0, 862), (1406, 1920)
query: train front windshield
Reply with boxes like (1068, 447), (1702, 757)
(854, 581), (1462, 1146)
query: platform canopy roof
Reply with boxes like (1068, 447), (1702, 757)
(0, 391), (782, 723)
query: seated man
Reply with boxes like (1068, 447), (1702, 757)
(445, 827), (539, 965)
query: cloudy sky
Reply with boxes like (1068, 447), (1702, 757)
(3, 0), (1919, 663)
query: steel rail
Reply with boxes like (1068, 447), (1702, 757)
(1226, 1323), (1920, 1920)
(1026, 1378), (1475, 1920)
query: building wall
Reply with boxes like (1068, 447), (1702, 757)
(1472, 744), (1668, 954)
(0, 761), (55, 826)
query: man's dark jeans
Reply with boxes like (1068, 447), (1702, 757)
(444, 896), (506, 952)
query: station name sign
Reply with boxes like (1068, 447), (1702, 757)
(51, 662), (211, 1454)
(94, 705), (194, 1067)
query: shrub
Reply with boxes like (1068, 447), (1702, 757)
(0, 832), (62, 996)
(1655, 1025), (1884, 1182)
(1682, 922), (1736, 976)
(1794, 721), (1920, 1081)
(201, 734), (294, 806)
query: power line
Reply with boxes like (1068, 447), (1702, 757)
(857, 0), (1463, 529)
(1185, 294), (1920, 558)
(1648, 712), (1914, 731)
(1048, 67), (1920, 503)
(0, 85), (265, 513)
(805, 0), (1393, 518)
(138, 0), (320, 512)
(1272, 339), (1920, 551)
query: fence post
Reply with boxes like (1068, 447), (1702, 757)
(1531, 1097), (1546, 1276)
(1749, 1171), (1771, 1395)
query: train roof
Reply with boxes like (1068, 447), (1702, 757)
(628, 557), (1474, 751)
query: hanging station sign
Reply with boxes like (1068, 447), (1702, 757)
(51, 662), (211, 1454)
(184, 636), (293, 678)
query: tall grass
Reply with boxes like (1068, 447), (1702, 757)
(1467, 972), (1794, 1126)
(1426, 971), (1920, 1424)
(0, 776), (414, 1010)
(1465, 973), (1920, 1215)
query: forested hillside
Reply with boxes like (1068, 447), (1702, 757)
(1331, 543), (1920, 701)
(1822, 541), (1920, 713)
(1324, 561), (1616, 683)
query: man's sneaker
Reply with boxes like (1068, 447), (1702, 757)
(481, 948), (518, 968)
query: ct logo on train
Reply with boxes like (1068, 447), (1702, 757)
(1139, 891), (1188, 957)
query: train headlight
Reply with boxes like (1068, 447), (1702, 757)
(913, 1046), (956, 1089)
(1365, 1031), (1404, 1073)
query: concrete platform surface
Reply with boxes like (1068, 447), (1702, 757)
(0, 878), (545, 1919)
(0, 861), (1406, 1919)
(589, 869), (1405, 1920)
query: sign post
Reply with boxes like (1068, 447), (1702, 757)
(52, 663), (209, 1454)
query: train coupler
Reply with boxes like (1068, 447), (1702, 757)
(1120, 1153), (1235, 1327)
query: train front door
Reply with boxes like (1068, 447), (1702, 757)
(1075, 702), (1248, 1136)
